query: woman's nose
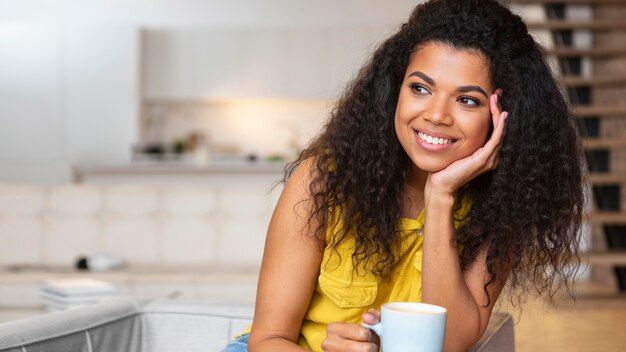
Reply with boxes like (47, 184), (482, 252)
(424, 97), (453, 125)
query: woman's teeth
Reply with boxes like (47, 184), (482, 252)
(417, 132), (454, 145)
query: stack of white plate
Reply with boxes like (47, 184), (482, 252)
(39, 278), (118, 312)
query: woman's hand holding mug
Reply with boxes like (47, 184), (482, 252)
(321, 309), (381, 352)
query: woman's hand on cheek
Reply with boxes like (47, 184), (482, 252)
(321, 309), (380, 352)
(425, 91), (508, 199)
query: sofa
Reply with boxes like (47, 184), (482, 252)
(0, 297), (514, 352)
(0, 183), (277, 307)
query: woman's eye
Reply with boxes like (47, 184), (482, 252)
(458, 96), (479, 106)
(410, 84), (429, 95)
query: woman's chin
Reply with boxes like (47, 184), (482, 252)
(412, 159), (452, 173)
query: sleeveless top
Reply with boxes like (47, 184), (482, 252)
(245, 197), (471, 351)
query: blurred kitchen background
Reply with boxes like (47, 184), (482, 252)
(0, 0), (416, 318)
(1, 1), (625, 351)
(0, 1), (419, 183)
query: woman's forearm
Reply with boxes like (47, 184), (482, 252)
(421, 191), (483, 351)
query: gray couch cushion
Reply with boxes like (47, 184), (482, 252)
(140, 299), (253, 352)
(470, 311), (515, 352)
(90, 315), (143, 352)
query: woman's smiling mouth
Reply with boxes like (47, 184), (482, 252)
(417, 131), (455, 145)
(414, 129), (458, 151)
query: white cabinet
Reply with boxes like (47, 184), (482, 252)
(142, 26), (382, 100)
(192, 29), (244, 99)
(239, 28), (288, 98)
(64, 25), (140, 167)
(322, 27), (378, 98)
(0, 24), (62, 161)
(0, 24), (70, 182)
(143, 29), (196, 100)
(0, 24), (140, 183)
(143, 29), (245, 100)
(283, 29), (326, 99)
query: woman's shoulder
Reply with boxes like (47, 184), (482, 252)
(283, 157), (319, 192)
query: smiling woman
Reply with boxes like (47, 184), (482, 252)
(223, 0), (585, 351)
(395, 43), (495, 173)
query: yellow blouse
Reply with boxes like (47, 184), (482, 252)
(245, 198), (471, 351)
(298, 198), (470, 350)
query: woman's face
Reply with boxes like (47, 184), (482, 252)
(395, 42), (494, 173)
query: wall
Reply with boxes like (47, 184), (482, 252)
(139, 24), (389, 159)
(0, 0), (424, 184)
(0, 0), (422, 27)
(0, 23), (139, 184)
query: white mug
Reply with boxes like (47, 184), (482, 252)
(361, 302), (447, 352)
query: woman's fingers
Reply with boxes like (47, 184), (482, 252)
(361, 309), (382, 348)
(490, 90), (503, 127)
(480, 110), (507, 162)
(462, 91), (507, 173)
(326, 323), (374, 342)
(321, 333), (377, 351)
(426, 91), (508, 193)
(322, 323), (379, 352)
(321, 339), (378, 352)
(362, 309), (380, 325)
(458, 109), (505, 183)
(322, 342), (378, 352)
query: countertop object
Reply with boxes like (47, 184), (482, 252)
(73, 160), (287, 184)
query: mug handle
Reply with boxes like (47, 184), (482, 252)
(361, 322), (383, 337)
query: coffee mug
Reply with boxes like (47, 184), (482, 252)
(361, 302), (447, 352)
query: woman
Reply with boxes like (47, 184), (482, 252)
(225, 0), (583, 350)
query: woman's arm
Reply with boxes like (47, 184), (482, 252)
(421, 191), (509, 351)
(422, 92), (510, 351)
(248, 159), (324, 351)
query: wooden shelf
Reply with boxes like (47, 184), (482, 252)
(586, 251), (626, 266)
(587, 211), (626, 224)
(527, 20), (626, 31)
(583, 138), (626, 149)
(561, 74), (626, 87)
(546, 46), (626, 58)
(573, 105), (626, 117)
(587, 173), (626, 185)
(566, 294), (626, 308)
(555, 281), (626, 308)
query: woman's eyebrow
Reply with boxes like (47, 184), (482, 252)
(408, 71), (488, 99)
(407, 71), (435, 85)
(457, 86), (488, 99)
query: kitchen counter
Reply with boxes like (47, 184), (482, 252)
(0, 265), (260, 284)
(73, 160), (287, 185)
(0, 265), (260, 312)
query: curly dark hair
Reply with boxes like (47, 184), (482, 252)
(285, 0), (584, 305)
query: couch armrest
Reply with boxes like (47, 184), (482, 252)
(0, 298), (513, 352)
(470, 311), (515, 352)
(0, 298), (150, 351)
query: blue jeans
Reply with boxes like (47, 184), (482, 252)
(222, 333), (249, 352)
